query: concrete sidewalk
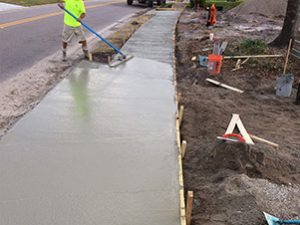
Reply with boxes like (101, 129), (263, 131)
(0, 11), (181, 225)
(0, 2), (25, 12)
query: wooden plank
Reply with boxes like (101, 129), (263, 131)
(206, 78), (244, 93)
(186, 191), (194, 225)
(225, 114), (254, 145)
(250, 134), (279, 148)
(219, 41), (228, 55)
(224, 54), (283, 59)
(236, 118), (254, 145)
(225, 114), (240, 134)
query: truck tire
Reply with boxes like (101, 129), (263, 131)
(148, 0), (153, 7)
(127, 0), (133, 5)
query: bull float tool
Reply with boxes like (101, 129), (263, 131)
(58, 4), (133, 67)
(264, 212), (300, 225)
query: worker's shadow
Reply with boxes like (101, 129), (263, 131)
(69, 69), (91, 121)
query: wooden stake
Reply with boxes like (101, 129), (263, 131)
(177, 92), (182, 103)
(186, 191), (194, 225)
(181, 140), (187, 159)
(179, 105), (184, 126)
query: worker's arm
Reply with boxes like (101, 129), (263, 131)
(58, 0), (65, 9)
(78, 13), (86, 21)
(78, 1), (86, 22)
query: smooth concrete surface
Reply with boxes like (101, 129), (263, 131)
(0, 3), (25, 12)
(122, 11), (178, 64)
(0, 11), (181, 225)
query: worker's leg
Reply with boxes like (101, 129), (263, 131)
(62, 42), (68, 61)
(77, 26), (89, 58)
(80, 40), (89, 58)
(62, 25), (75, 61)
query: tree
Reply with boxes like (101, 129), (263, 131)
(271, 0), (300, 47)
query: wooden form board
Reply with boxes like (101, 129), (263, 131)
(206, 78), (244, 93)
(225, 114), (254, 145)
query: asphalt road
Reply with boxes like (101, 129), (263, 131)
(0, 0), (145, 81)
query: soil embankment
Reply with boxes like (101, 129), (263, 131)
(176, 7), (300, 225)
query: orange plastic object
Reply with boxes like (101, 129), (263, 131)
(207, 54), (223, 75)
(209, 4), (217, 25)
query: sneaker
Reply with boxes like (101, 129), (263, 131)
(62, 51), (67, 62)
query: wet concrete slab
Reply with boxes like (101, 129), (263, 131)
(0, 11), (181, 225)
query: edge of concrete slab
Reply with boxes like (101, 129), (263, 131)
(171, 7), (187, 225)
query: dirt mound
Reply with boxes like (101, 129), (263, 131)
(184, 141), (300, 225)
(228, 0), (287, 18)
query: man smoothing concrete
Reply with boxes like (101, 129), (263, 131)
(58, 0), (89, 61)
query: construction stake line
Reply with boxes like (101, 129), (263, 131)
(0, 0), (123, 29)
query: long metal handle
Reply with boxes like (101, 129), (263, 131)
(281, 220), (300, 224)
(58, 4), (125, 57)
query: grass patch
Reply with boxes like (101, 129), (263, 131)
(201, 0), (243, 9)
(239, 39), (268, 55)
(1, 0), (57, 6)
(160, 2), (174, 8)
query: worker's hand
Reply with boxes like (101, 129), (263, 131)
(58, 2), (64, 9)
(77, 13), (86, 22)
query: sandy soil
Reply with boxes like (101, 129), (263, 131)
(176, 8), (300, 225)
(0, 52), (79, 137)
(227, 0), (288, 18)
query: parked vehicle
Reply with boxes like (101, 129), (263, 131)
(127, 0), (166, 7)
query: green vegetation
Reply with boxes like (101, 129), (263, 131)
(188, 0), (243, 10)
(239, 39), (268, 55)
(160, 2), (174, 8)
(1, 0), (57, 6)
(186, 2), (193, 8)
(200, 0), (243, 9)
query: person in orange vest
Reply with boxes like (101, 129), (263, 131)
(207, 3), (217, 27)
